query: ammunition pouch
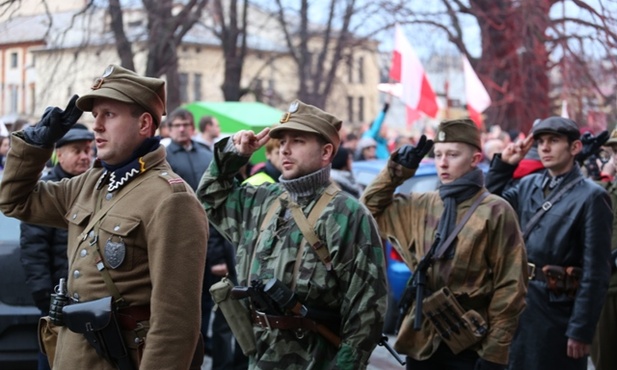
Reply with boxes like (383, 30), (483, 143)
(210, 277), (257, 356)
(423, 287), (488, 354)
(62, 296), (136, 370)
(37, 316), (60, 367)
(540, 265), (582, 297)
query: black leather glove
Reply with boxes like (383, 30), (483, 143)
(22, 94), (83, 147)
(393, 135), (434, 169)
(474, 358), (506, 370)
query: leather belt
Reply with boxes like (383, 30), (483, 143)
(251, 310), (318, 332)
(116, 304), (150, 330)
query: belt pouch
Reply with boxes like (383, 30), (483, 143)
(62, 296), (135, 370)
(210, 277), (257, 356)
(423, 287), (488, 354)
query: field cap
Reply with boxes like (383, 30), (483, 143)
(532, 116), (580, 141)
(56, 123), (94, 148)
(269, 100), (342, 151)
(76, 64), (166, 126)
(435, 118), (482, 150)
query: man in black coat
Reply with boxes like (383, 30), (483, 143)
(19, 123), (94, 370)
(485, 117), (612, 370)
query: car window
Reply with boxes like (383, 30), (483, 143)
(0, 211), (20, 242)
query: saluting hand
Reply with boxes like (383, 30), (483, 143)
(233, 128), (271, 156)
(500, 135), (534, 166)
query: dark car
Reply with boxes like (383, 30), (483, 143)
(0, 175), (40, 370)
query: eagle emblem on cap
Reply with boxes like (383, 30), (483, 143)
(91, 65), (114, 90)
(102, 65), (114, 78)
(288, 101), (299, 113)
(438, 131), (445, 141)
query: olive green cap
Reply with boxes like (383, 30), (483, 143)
(76, 64), (166, 126)
(435, 118), (482, 150)
(269, 100), (342, 151)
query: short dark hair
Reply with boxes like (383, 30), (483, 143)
(167, 108), (195, 125)
(198, 116), (215, 133)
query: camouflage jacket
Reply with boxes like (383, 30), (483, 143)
(361, 162), (528, 365)
(197, 138), (387, 370)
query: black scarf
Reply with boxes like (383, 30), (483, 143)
(98, 137), (160, 192)
(436, 167), (484, 258)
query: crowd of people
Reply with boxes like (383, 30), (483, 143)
(0, 64), (615, 370)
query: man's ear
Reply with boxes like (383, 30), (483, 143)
(139, 113), (156, 137)
(322, 143), (335, 163)
(571, 140), (583, 156)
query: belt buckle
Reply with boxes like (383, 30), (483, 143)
(528, 263), (536, 280)
(255, 311), (271, 330)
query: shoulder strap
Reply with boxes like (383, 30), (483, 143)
(433, 191), (490, 260)
(288, 183), (339, 271)
(522, 176), (584, 241)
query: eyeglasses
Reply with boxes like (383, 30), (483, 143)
(170, 123), (193, 129)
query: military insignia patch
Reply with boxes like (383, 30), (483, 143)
(438, 131), (445, 141)
(104, 237), (126, 269)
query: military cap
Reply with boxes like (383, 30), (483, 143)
(532, 116), (580, 141)
(605, 128), (617, 146)
(76, 64), (166, 126)
(56, 123), (94, 148)
(269, 100), (342, 151)
(434, 118), (482, 150)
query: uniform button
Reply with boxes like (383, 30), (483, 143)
(72, 214), (77, 220)
(161, 172), (168, 176)
(114, 225), (120, 231)
(88, 231), (95, 238)
(73, 270), (81, 279)
(106, 193), (113, 201)
(73, 292), (80, 300)
(80, 249), (88, 257)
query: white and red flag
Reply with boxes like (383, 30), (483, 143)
(462, 55), (491, 127)
(389, 24), (438, 125)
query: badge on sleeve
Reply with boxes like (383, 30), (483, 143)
(104, 237), (126, 269)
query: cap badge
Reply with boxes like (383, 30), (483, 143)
(289, 101), (299, 113)
(91, 65), (114, 90)
(280, 112), (291, 123)
(438, 131), (445, 141)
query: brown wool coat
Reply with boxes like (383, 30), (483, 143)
(361, 164), (528, 365)
(0, 135), (208, 370)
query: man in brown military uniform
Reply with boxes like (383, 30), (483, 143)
(362, 119), (528, 370)
(0, 65), (208, 370)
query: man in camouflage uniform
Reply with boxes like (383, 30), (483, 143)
(361, 119), (528, 370)
(197, 100), (387, 370)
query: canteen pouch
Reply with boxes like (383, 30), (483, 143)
(210, 277), (257, 356)
(422, 287), (488, 354)
(38, 316), (60, 367)
(62, 296), (136, 370)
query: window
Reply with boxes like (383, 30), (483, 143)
(347, 96), (354, 122)
(358, 56), (365, 84)
(358, 97), (365, 122)
(193, 73), (202, 101)
(10, 52), (18, 68)
(179, 73), (188, 103)
(347, 55), (354, 83)
(9, 85), (18, 113)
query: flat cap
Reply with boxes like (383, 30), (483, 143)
(269, 100), (342, 151)
(435, 118), (482, 150)
(56, 123), (94, 148)
(532, 116), (580, 141)
(76, 65), (166, 126)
